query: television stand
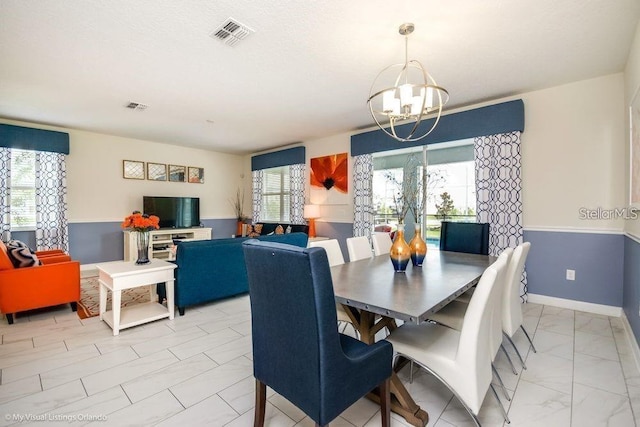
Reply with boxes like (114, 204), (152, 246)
(123, 227), (212, 262)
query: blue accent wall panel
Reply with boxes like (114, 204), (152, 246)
(623, 236), (640, 343)
(524, 230), (624, 306)
(316, 222), (354, 261)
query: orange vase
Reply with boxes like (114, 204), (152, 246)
(409, 224), (427, 267)
(390, 224), (411, 272)
(236, 221), (243, 237)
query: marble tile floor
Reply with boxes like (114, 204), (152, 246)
(0, 299), (638, 426)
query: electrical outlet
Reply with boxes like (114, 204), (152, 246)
(566, 269), (575, 281)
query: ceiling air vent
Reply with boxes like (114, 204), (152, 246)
(210, 17), (254, 47)
(125, 102), (149, 111)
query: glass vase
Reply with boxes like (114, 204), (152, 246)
(409, 223), (427, 267)
(136, 230), (151, 265)
(389, 224), (411, 273)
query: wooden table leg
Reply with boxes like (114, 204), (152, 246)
(352, 311), (429, 427)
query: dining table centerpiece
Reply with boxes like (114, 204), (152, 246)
(387, 173), (411, 272)
(121, 211), (160, 264)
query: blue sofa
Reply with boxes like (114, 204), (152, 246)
(167, 232), (308, 315)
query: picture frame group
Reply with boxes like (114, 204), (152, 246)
(123, 160), (204, 184)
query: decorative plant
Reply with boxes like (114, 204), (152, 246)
(121, 211), (160, 232)
(230, 188), (247, 222)
(383, 171), (410, 224)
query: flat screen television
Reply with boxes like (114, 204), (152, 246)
(143, 196), (200, 229)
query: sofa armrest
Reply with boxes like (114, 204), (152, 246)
(35, 249), (66, 257)
(0, 261), (80, 314)
(40, 254), (72, 264)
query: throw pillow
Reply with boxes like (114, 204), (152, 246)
(275, 225), (284, 235)
(6, 245), (41, 268)
(285, 225), (292, 234)
(248, 224), (263, 238)
(7, 239), (29, 249)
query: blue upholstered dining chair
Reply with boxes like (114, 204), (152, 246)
(439, 221), (490, 255)
(242, 240), (393, 427)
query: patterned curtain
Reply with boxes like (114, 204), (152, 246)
(353, 154), (374, 239)
(474, 131), (527, 299)
(289, 163), (306, 224)
(34, 152), (69, 252)
(252, 169), (264, 223)
(0, 148), (11, 242)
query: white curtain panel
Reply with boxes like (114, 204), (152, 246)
(0, 148), (11, 242)
(34, 151), (69, 252)
(353, 154), (374, 239)
(252, 169), (264, 223)
(474, 131), (527, 300)
(289, 163), (306, 224)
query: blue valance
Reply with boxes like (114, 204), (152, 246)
(251, 146), (305, 171)
(351, 99), (524, 156)
(0, 124), (70, 154)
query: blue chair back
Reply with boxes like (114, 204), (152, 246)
(439, 221), (490, 255)
(243, 239), (392, 425)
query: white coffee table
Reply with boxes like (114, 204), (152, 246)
(97, 259), (177, 336)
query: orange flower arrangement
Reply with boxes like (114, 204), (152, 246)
(121, 211), (160, 232)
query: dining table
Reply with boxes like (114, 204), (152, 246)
(330, 250), (494, 427)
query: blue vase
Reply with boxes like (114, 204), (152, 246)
(390, 224), (410, 272)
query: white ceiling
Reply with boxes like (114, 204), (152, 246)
(0, 0), (638, 155)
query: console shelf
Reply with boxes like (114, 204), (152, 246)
(123, 227), (212, 262)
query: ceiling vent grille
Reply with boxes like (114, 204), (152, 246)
(125, 102), (149, 111)
(210, 17), (254, 47)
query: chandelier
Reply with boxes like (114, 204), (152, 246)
(367, 23), (449, 142)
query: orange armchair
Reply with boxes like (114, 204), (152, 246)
(0, 241), (80, 324)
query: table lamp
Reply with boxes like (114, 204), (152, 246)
(304, 204), (320, 238)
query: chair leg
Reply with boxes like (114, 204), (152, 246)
(504, 332), (527, 370)
(491, 364), (511, 402)
(500, 344), (518, 375)
(254, 378), (266, 427)
(520, 325), (537, 353)
(380, 377), (391, 427)
(70, 302), (78, 312)
(489, 384), (511, 424)
(6, 313), (13, 325)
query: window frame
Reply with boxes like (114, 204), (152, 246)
(260, 166), (291, 223)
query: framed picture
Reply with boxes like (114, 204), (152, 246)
(169, 165), (186, 182)
(631, 85), (640, 207)
(147, 163), (167, 181)
(310, 152), (349, 205)
(123, 160), (145, 180)
(188, 166), (204, 184)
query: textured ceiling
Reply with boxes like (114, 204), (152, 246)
(0, 0), (638, 154)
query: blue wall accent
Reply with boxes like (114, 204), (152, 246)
(65, 218), (237, 265)
(0, 124), (70, 154)
(251, 146), (305, 171)
(524, 230), (624, 306)
(623, 236), (640, 343)
(351, 100), (525, 156)
(315, 221), (354, 261)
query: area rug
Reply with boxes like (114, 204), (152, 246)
(77, 276), (154, 319)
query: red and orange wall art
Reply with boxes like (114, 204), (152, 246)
(310, 152), (349, 205)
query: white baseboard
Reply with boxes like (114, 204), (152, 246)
(527, 293), (622, 317)
(621, 312), (640, 375)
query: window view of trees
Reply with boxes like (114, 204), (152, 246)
(10, 149), (36, 229)
(372, 142), (476, 247)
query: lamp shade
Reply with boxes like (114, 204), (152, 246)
(304, 204), (320, 219)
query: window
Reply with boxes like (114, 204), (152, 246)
(10, 149), (36, 230)
(372, 140), (476, 247)
(261, 166), (290, 222)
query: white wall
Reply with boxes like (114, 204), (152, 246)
(625, 21), (640, 238)
(245, 73), (626, 232)
(0, 118), (246, 222)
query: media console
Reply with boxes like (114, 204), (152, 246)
(123, 227), (212, 262)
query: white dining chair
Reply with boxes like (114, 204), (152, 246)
(308, 239), (355, 335)
(371, 232), (392, 256)
(346, 236), (373, 261)
(502, 242), (537, 368)
(386, 252), (510, 425)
